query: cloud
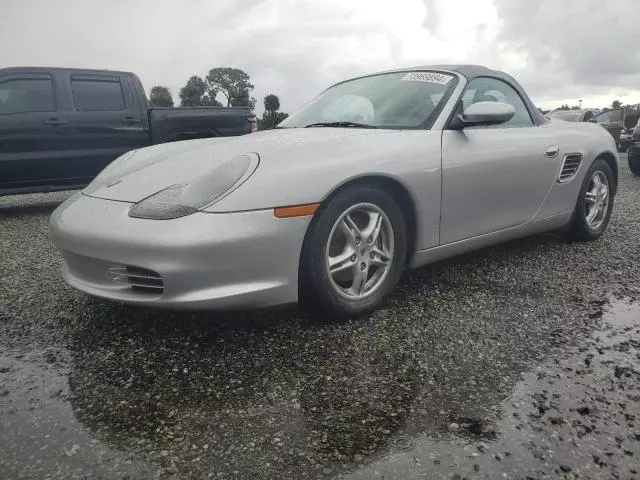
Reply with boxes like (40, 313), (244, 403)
(1, 0), (423, 113)
(421, 0), (441, 36)
(2, 0), (503, 113)
(1, 0), (638, 113)
(491, 0), (640, 106)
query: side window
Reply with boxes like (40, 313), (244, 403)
(463, 77), (533, 127)
(594, 109), (622, 124)
(0, 77), (55, 115)
(71, 78), (126, 111)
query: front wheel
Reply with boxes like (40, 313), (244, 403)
(567, 159), (615, 241)
(299, 185), (407, 319)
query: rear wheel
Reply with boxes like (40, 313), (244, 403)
(567, 159), (615, 241)
(299, 185), (407, 319)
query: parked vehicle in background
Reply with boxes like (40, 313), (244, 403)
(0, 67), (256, 196)
(547, 108), (599, 122)
(547, 108), (625, 146)
(50, 65), (619, 318)
(629, 141), (640, 176)
(589, 108), (626, 146)
(619, 126), (635, 151)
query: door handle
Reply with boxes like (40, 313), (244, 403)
(122, 116), (141, 126)
(44, 118), (68, 127)
(544, 145), (559, 158)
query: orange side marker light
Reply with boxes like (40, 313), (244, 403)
(274, 203), (320, 218)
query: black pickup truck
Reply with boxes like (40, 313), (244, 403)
(0, 67), (257, 195)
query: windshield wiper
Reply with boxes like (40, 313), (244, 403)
(304, 121), (378, 129)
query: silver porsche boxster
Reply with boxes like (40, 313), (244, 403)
(49, 65), (619, 318)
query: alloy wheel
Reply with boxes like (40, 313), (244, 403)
(325, 203), (394, 299)
(584, 170), (610, 230)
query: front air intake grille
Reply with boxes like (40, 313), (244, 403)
(558, 154), (582, 183)
(109, 266), (164, 294)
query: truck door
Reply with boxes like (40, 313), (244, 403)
(63, 73), (149, 181)
(0, 73), (71, 190)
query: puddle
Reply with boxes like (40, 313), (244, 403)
(343, 298), (640, 479)
(0, 350), (155, 479)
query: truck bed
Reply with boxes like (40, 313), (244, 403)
(149, 107), (254, 144)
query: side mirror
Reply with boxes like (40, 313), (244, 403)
(451, 101), (516, 129)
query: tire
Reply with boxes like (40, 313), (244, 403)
(567, 158), (615, 242)
(629, 151), (640, 176)
(299, 185), (407, 319)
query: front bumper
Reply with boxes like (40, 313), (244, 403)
(49, 193), (310, 309)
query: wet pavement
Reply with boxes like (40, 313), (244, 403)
(1, 157), (640, 479)
(345, 298), (640, 480)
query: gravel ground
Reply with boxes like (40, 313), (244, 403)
(1, 156), (639, 480)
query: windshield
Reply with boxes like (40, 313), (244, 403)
(279, 71), (458, 129)
(548, 110), (582, 121)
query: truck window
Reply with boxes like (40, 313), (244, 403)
(0, 77), (55, 115)
(71, 78), (126, 111)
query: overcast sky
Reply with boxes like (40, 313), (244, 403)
(2, 0), (638, 114)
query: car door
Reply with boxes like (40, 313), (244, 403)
(63, 73), (149, 181)
(440, 77), (562, 244)
(591, 108), (625, 144)
(0, 73), (72, 189)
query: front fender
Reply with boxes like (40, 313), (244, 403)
(204, 130), (444, 250)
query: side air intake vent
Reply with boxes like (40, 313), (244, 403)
(109, 266), (164, 294)
(558, 154), (582, 183)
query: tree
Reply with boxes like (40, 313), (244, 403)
(231, 88), (256, 110)
(612, 100), (622, 109)
(262, 94), (280, 128)
(264, 94), (280, 113)
(179, 76), (208, 106)
(260, 94), (288, 130)
(275, 111), (289, 124)
(206, 67), (255, 109)
(149, 86), (174, 107)
(201, 94), (222, 107)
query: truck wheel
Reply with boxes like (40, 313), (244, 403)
(567, 159), (615, 242)
(299, 185), (407, 320)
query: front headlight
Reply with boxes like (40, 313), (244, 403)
(129, 153), (259, 220)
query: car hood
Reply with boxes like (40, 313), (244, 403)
(84, 128), (397, 203)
